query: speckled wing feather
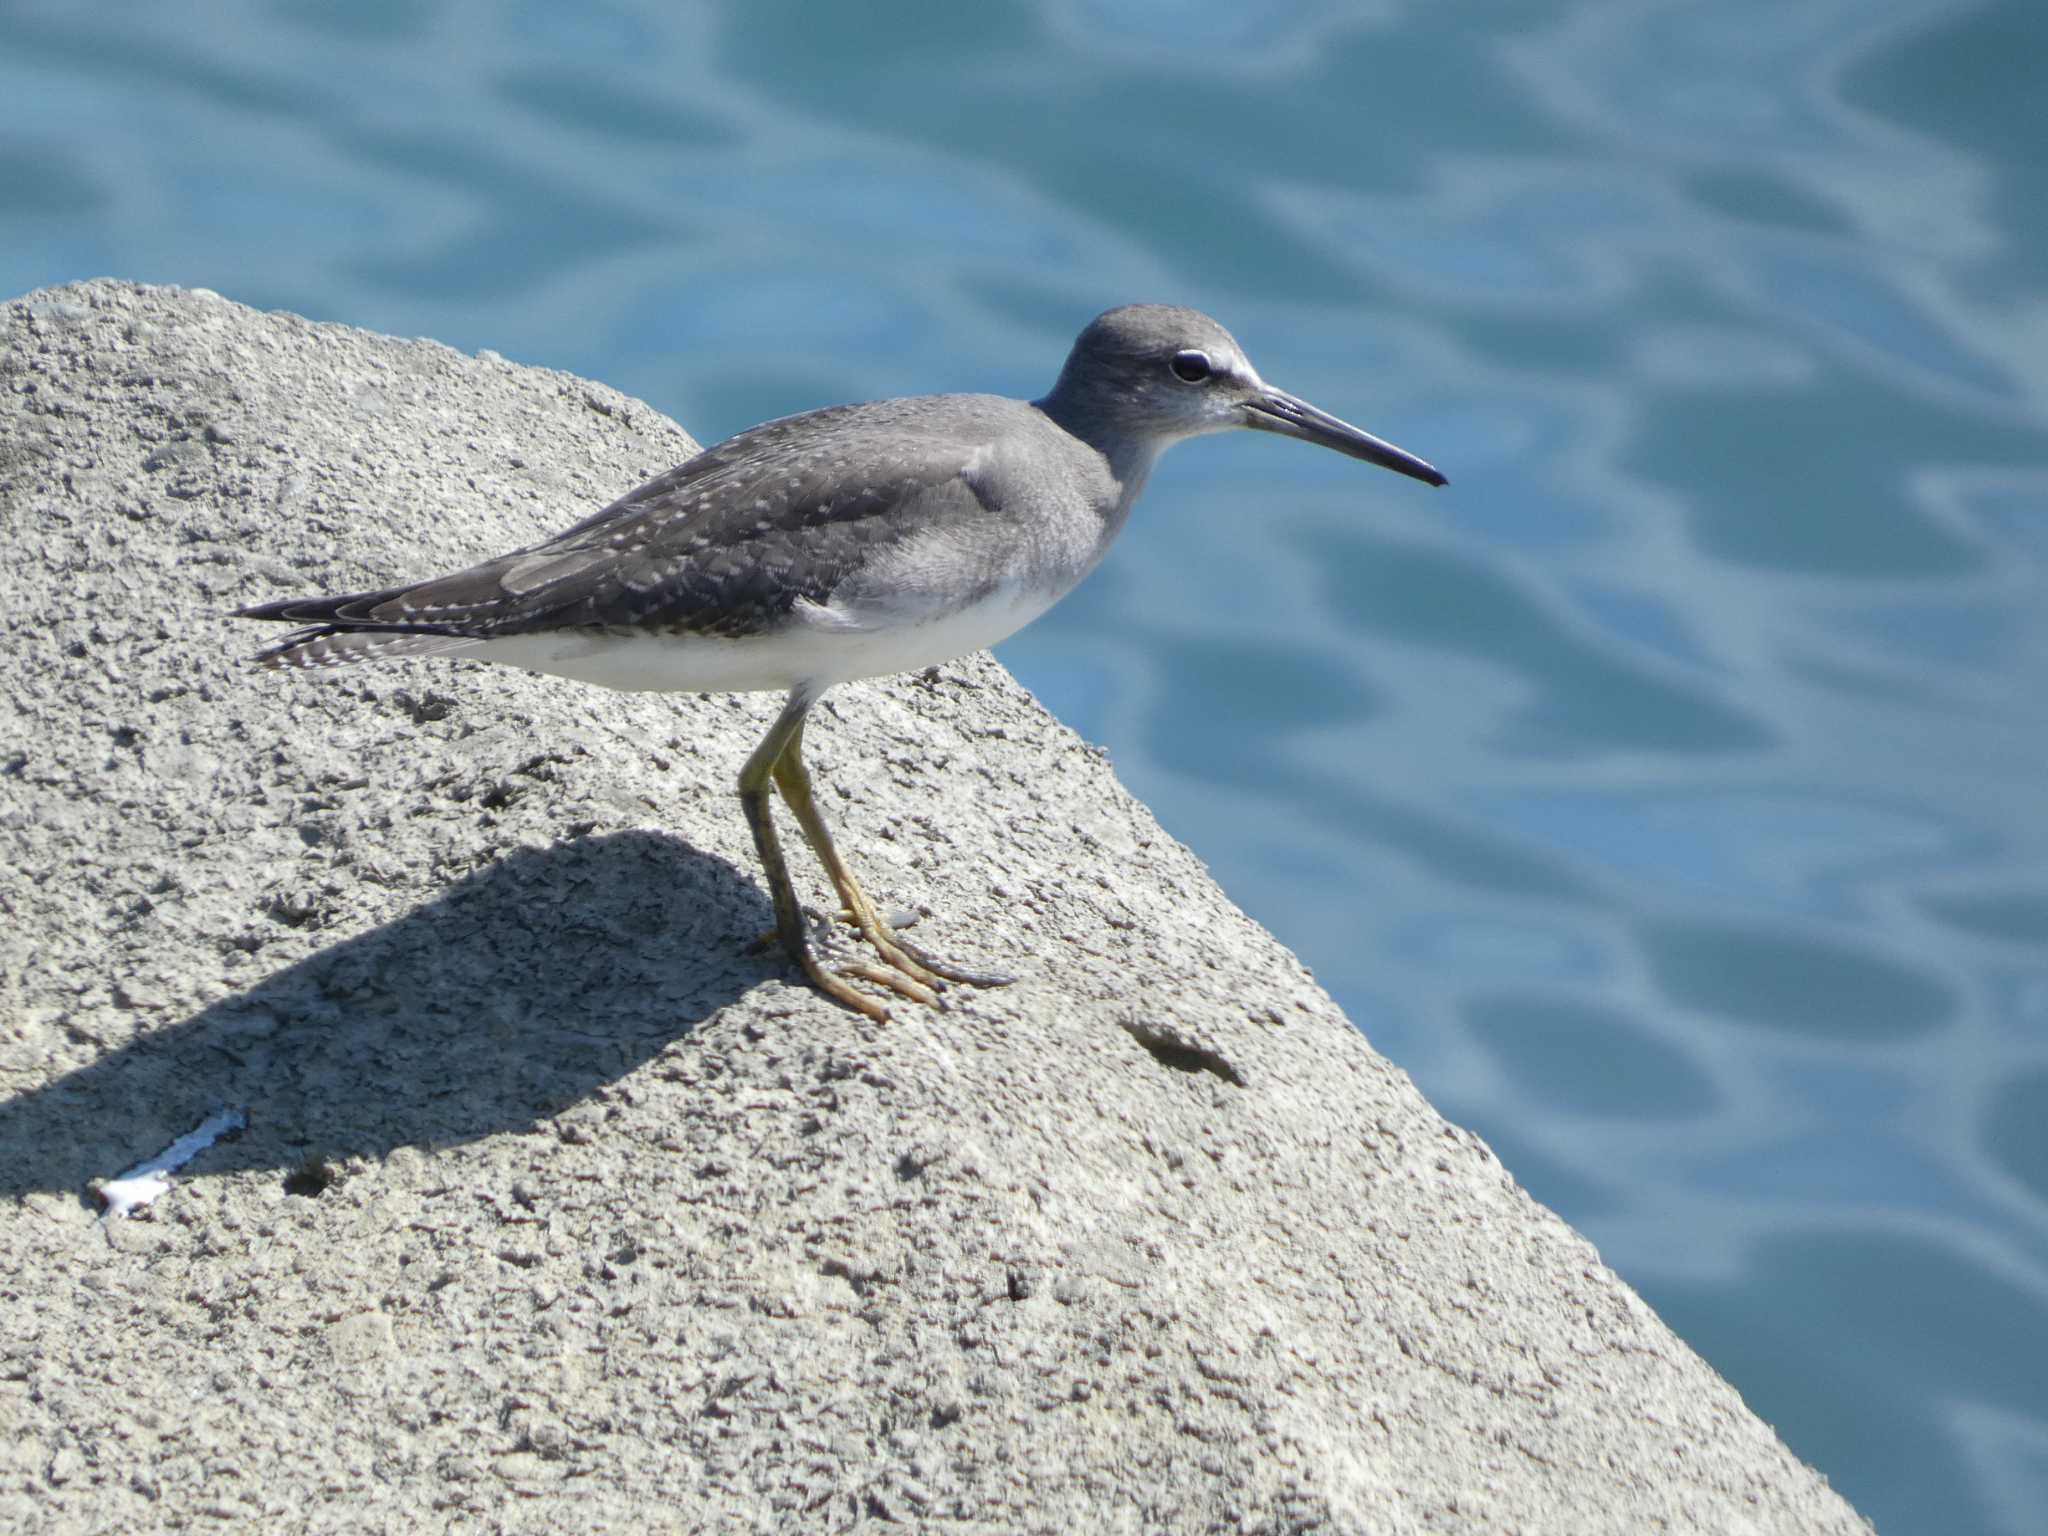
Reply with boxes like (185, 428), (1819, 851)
(238, 395), (1011, 663)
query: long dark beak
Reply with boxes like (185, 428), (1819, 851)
(1244, 387), (1447, 487)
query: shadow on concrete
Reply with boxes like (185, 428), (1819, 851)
(1, 829), (783, 1204)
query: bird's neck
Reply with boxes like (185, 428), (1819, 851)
(1032, 390), (1168, 526)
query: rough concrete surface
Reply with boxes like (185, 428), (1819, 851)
(0, 281), (1870, 1534)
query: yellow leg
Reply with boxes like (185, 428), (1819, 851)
(738, 697), (898, 1019)
(770, 718), (1011, 990)
(737, 690), (1010, 1019)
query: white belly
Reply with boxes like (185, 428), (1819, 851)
(467, 583), (1064, 695)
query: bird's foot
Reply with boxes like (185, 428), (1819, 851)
(756, 900), (1013, 1018)
(799, 948), (937, 1021)
(761, 906), (1013, 1019)
(871, 924), (1016, 989)
(839, 903), (1016, 995)
(753, 908), (937, 1021)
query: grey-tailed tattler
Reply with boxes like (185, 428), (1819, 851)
(238, 305), (1445, 1018)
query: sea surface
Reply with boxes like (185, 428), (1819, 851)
(6, 2), (2046, 1529)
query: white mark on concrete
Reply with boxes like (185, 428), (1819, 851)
(99, 1107), (248, 1219)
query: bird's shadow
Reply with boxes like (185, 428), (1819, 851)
(1, 830), (782, 1206)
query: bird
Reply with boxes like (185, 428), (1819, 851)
(238, 305), (1445, 1019)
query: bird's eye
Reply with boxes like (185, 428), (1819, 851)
(1169, 350), (1212, 384)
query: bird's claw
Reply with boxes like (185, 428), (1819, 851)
(771, 903), (1010, 1021)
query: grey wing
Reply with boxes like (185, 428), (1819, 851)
(238, 400), (997, 642)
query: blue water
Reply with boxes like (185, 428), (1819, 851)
(7, 2), (2047, 1528)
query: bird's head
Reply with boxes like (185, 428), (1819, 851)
(1041, 304), (1446, 487)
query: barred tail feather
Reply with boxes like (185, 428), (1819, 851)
(251, 626), (486, 671)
